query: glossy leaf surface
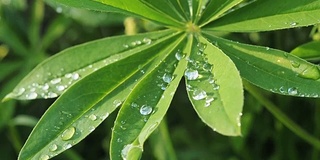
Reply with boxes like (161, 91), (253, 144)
(110, 36), (187, 160)
(204, 33), (320, 98)
(205, 0), (320, 32)
(4, 30), (174, 100)
(291, 41), (320, 61)
(185, 36), (243, 136)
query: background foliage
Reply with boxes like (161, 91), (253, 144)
(1, 0), (320, 159)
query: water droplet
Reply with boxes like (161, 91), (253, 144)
(63, 143), (72, 150)
(123, 44), (129, 48)
(56, 7), (63, 13)
(51, 78), (61, 84)
(42, 83), (49, 90)
(39, 154), (50, 160)
(288, 87), (298, 95)
(175, 50), (185, 60)
(131, 102), (139, 108)
(142, 38), (152, 44)
(185, 69), (199, 80)
(113, 99), (122, 107)
(89, 126), (95, 132)
(212, 83), (220, 90)
(72, 73), (80, 80)
(192, 88), (207, 100)
(290, 60), (300, 68)
(16, 88), (25, 96)
(197, 42), (207, 52)
(204, 96), (215, 107)
(56, 85), (65, 91)
(89, 114), (97, 121)
(279, 86), (286, 93)
(290, 22), (298, 26)
(61, 127), (76, 141)
(237, 122), (241, 127)
(100, 112), (109, 120)
(140, 105), (153, 116)
(26, 92), (37, 99)
(47, 92), (58, 98)
(49, 144), (58, 152)
(117, 138), (122, 142)
(162, 73), (173, 83)
(203, 63), (213, 72)
(297, 66), (320, 80)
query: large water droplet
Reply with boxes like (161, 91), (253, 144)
(297, 66), (320, 80)
(61, 127), (76, 141)
(192, 88), (207, 100)
(175, 50), (185, 60)
(142, 37), (152, 45)
(162, 73), (173, 83)
(72, 73), (80, 80)
(185, 69), (199, 80)
(56, 85), (65, 91)
(288, 87), (298, 95)
(140, 105), (152, 116)
(49, 144), (58, 152)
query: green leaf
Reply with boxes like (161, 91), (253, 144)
(110, 35), (187, 160)
(185, 35), (243, 136)
(291, 41), (320, 61)
(197, 0), (243, 26)
(4, 30), (175, 101)
(95, 0), (183, 27)
(18, 33), (182, 160)
(203, 32), (320, 98)
(204, 0), (320, 32)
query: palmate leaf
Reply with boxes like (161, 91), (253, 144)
(185, 35), (243, 136)
(205, 0), (320, 32)
(17, 32), (183, 160)
(110, 36), (187, 160)
(4, 30), (174, 101)
(203, 32), (320, 98)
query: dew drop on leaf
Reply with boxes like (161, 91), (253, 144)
(290, 22), (298, 26)
(140, 105), (153, 116)
(297, 66), (320, 80)
(47, 92), (58, 98)
(26, 92), (37, 99)
(16, 88), (25, 96)
(49, 144), (58, 152)
(61, 127), (76, 141)
(288, 87), (298, 95)
(72, 73), (80, 80)
(42, 83), (49, 90)
(279, 86), (286, 93)
(290, 60), (300, 68)
(50, 78), (61, 84)
(89, 126), (95, 132)
(142, 37), (152, 45)
(39, 154), (50, 160)
(185, 69), (199, 80)
(113, 99), (122, 107)
(162, 73), (173, 83)
(56, 7), (62, 13)
(197, 42), (207, 52)
(89, 114), (97, 121)
(192, 88), (207, 100)
(63, 143), (72, 150)
(56, 85), (65, 91)
(175, 49), (185, 60)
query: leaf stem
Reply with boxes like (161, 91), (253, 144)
(243, 80), (320, 150)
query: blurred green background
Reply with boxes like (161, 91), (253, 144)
(1, 0), (320, 160)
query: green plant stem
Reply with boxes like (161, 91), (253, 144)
(8, 124), (22, 154)
(150, 118), (177, 160)
(243, 80), (320, 150)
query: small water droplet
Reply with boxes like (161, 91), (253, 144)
(100, 112), (109, 120)
(175, 50), (185, 60)
(63, 143), (72, 150)
(288, 87), (298, 95)
(49, 144), (58, 152)
(56, 85), (65, 91)
(140, 105), (153, 116)
(72, 73), (80, 80)
(65, 73), (72, 78)
(42, 83), (49, 90)
(16, 88), (25, 96)
(185, 69), (199, 80)
(39, 154), (50, 160)
(113, 99), (122, 107)
(51, 78), (61, 84)
(203, 63), (213, 72)
(61, 127), (76, 141)
(56, 7), (63, 13)
(89, 114), (97, 121)
(131, 102), (139, 108)
(279, 86), (286, 93)
(117, 138), (122, 142)
(290, 60), (300, 68)
(89, 126), (95, 132)
(162, 73), (173, 83)
(197, 42), (207, 52)
(290, 22), (298, 26)
(26, 92), (37, 99)
(142, 38), (152, 44)
(212, 83), (220, 90)
(192, 88), (207, 100)
(123, 44), (129, 48)
(47, 92), (58, 98)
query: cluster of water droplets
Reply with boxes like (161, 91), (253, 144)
(123, 37), (152, 49)
(185, 42), (220, 107)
